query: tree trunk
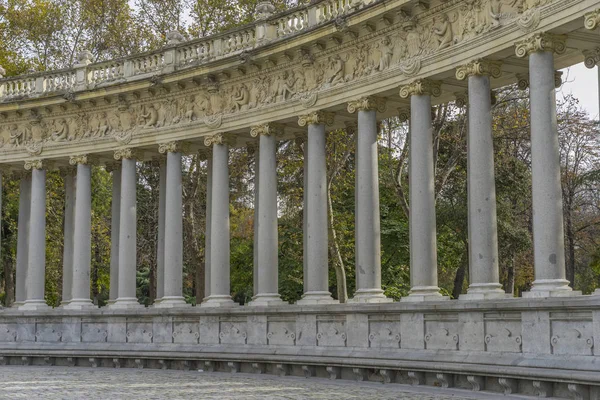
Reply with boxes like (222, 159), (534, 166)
(195, 262), (205, 304)
(3, 257), (13, 307)
(452, 251), (467, 299)
(92, 234), (101, 305)
(505, 255), (515, 296)
(327, 183), (348, 303)
(565, 196), (576, 287)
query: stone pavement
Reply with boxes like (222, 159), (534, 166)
(0, 366), (539, 400)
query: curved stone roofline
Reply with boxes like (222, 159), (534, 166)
(0, 0), (372, 100)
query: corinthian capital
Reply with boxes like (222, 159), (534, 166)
(515, 33), (567, 58)
(347, 97), (386, 114)
(250, 123), (284, 138)
(297, 111), (335, 127)
(456, 59), (502, 80)
(158, 141), (181, 154)
(114, 148), (137, 160)
(584, 9), (600, 30)
(69, 154), (89, 165)
(399, 79), (442, 98)
(204, 133), (226, 147)
(24, 159), (43, 170)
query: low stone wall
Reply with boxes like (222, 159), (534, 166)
(1, 297), (599, 399)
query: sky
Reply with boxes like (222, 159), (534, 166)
(559, 62), (599, 120)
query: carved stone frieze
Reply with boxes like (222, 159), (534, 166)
(399, 79), (442, 98)
(347, 96), (386, 114)
(455, 59), (502, 80)
(297, 111), (334, 127)
(250, 123), (284, 138)
(514, 32), (567, 58)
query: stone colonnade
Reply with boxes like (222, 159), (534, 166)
(8, 33), (581, 309)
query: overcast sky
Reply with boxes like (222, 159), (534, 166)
(559, 62), (599, 120)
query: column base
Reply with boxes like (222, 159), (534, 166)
(401, 286), (449, 302)
(12, 302), (24, 308)
(523, 279), (581, 298)
(105, 300), (116, 306)
(459, 283), (511, 300)
(348, 289), (393, 304)
(200, 295), (238, 308)
(593, 289), (600, 296)
(296, 291), (338, 305)
(153, 296), (189, 308)
(248, 293), (288, 307)
(109, 298), (144, 309)
(64, 299), (95, 310)
(19, 300), (50, 310)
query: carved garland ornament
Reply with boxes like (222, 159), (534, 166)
(455, 59), (503, 80)
(399, 79), (442, 98)
(250, 123), (284, 138)
(514, 33), (567, 58)
(297, 111), (335, 127)
(346, 97), (386, 114)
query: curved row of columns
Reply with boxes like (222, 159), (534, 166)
(8, 32), (582, 310)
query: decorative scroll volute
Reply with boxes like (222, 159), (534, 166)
(250, 123), (284, 138)
(397, 108), (410, 122)
(114, 148), (137, 160)
(69, 154), (89, 165)
(399, 79), (442, 98)
(515, 33), (567, 58)
(584, 10), (600, 30)
(204, 133), (225, 147)
(455, 59), (502, 81)
(583, 48), (600, 69)
(24, 159), (43, 170)
(297, 111), (334, 127)
(158, 141), (181, 154)
(347, 97), (386, 114)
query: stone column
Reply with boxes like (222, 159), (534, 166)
(249, 124), (285, 306)
(14, 172), (31, 307)
(156, 142), (187, 307)
(347, 97), (392, 303)
(251, 145), (259, 297)
(60, 167), (76, 306)
(21, 160), (48, 309)
(111, 149), (141, 308)
(155, 157), (166, 304)
(456, 60), (507, 300)
(399, 80), (448, 302)
(296, 112), (337, 305)
(65, 156), (94, 309)
(204, 155), (212, 300)
(107, 163), (121, 305)
(201, 134), (235, 307)
(516, 33), (577, 297)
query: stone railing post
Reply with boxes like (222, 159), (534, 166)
(163, 31), (186, 73)
(74, 51), (93, 91)
(254, 1), (278, 45)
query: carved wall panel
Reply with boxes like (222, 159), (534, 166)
(219, 317), (248, 345)
(0, 322), (18, 342)
(316, 315), (347, 347)
(126, 319), (154, 344)
(550, 312), (594, 356)
(172, 320), (201, 344)
(267, 316), (296, 346)
(368, 314), (401, 348)
(484, 312), (522, 353)
(35, 321), (64, 343)
(424, 314), (459, 350)
(81, 321), (109, 343)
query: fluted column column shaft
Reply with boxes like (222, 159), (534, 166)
(527, 50), (571, 295)
(202, 138), (235, 307)
(61, 171), (75, 305)
(22, 166), (48, 309)
(403, 90), (446, 302)
(14, 174), (31, 306)
(204, 157), (212, 299)
(156, 159), (166, 302)
(67, 161), (94, 308)
(462, 70), (505, 300)
(157, 150), (186, 307)
(253, 151), (259, 297)
(108, 165), (121, 303)
(250, 130), (283, 306)
(112, 155), (141, 308)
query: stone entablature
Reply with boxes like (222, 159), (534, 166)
(0, 0), (596, 165)
(0, 298), (599, 398)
